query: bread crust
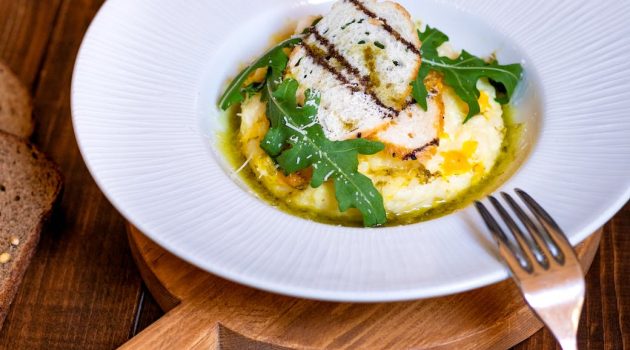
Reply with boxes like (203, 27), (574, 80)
(0, 130), (63, 325)
(376, 0), (421, 47)
(386, 0), (423, 104)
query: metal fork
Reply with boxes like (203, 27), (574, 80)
(475, 189), (585, 350)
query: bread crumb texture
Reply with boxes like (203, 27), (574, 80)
(0, 131), (62, 321)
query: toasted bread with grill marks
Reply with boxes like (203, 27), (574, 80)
(376, 71), (445, 160)
(287, 0), (421, 141)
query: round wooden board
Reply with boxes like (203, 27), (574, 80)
(121, 224), (601, 350)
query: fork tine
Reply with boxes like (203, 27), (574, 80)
(503, 192), (564, 264)
(515, 189), (575, 264)
(500, 192), (558, 266)
(477, 191), (584, 350)
(475, 201), (533, 273)
(490, 195), (550, 269)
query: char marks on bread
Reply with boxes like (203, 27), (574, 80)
(287, 0), (421, 141)
(287, 0), (442, 161)
(376, 71), (445, 160)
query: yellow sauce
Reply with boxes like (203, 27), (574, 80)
(389, 105), (523, 225)
(440, 140), (478, 176)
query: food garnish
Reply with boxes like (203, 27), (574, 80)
(217, 0), (524, 227)
(412, 26), (523, 122)
(219, 38), (302, 110)
(219, 36), (386, 227)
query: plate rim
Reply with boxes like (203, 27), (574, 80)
(70, 0), (630, 302)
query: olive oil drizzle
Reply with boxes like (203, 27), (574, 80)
(301, 44), (358, 92)
(308, 28), (368, 86)
(302, 28), (398, 118)
(219, 104), (522, 227)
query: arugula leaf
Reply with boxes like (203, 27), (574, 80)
(412, 26), (523, 122)
(218, 37), (302, 110)
(262, 79), (387, 227)
(241, 81), (265, 99)
(216, 34), (387, 226)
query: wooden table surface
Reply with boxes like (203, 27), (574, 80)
(0, 1), (628, 349)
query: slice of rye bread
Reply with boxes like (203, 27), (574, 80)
(0, 131), (62, 323)
(0, 61), (34, 139)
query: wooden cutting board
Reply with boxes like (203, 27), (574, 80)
(120, 225), (601, 350)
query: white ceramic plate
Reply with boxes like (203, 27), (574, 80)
(72, 0), (630, 301)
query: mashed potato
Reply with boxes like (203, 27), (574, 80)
(237, 76), (505, 223)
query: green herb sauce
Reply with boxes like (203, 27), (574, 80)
(217, 105), (522, 227)
(217, 106), (358, 226)
(389, 105), (523, 225)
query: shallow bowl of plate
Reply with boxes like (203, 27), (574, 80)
(72, 0), (630, 301)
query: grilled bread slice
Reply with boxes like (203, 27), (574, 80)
(0, 62), (33, 139)
(376, 99), (441, 161)
(375, 71), (445, 160)
(287, 0), (421, 141)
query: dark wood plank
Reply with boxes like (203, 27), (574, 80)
(580, 246), (605, 350)
(0, 0), (63, 88)
(596, 216), (625, 349)
(513, 201), (630, 350)
(0, 0), (145, 348)
(606, 201), (630, 348)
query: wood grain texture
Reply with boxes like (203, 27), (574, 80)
(0, 1), (628, 349)
(122, 225), (600, 350)
(0, 0), (62, 88)
(512, 202), (630, 350)
(0, 0), (146, 349)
